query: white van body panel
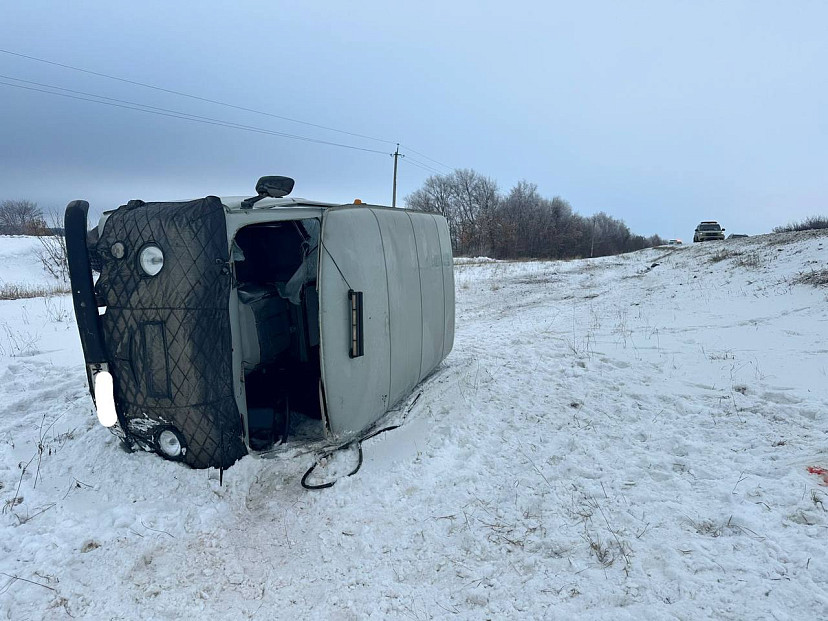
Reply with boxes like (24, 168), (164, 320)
(318, 206), (454, 439)
(377, 211), (423, 406)
(318, 207), (392, 436)
(410, 214), (446, 379)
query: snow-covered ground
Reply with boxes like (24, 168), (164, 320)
(0, 236), (66, 292)
(1, 231), (827, 620)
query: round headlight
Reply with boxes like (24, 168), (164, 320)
(156, 428), (185, 459)
(139, 245), (164, 276)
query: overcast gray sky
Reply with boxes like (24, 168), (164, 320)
(1, 1), (826, 239)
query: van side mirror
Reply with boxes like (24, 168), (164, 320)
(256, 176), (295, 198)
(241, 176), (296, 209)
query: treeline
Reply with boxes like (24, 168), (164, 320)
(405, 169), (663, 259)
(773, 216), (828, 234)
(0, 200), (53, 235)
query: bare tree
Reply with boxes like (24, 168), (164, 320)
(405, 169), (499, 256)
(35, 211), (69, 283)
(406, 175), (456, 225)
(451, 169), (499, 256)
(494, 181), (550, 258)
(0, 200), (47, 235)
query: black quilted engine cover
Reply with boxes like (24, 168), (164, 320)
(95, 197), (246, 468)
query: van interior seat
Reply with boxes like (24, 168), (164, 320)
(237, 284), (291, 370)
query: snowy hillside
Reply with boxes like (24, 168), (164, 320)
(2, 231), (828, 619)
(0, 235), (68, 293)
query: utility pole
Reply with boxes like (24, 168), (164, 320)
(391, 143), (404, 207)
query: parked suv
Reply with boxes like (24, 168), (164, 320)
(693, 221), (725, 242)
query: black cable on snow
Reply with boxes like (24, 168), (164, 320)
(300, 424), (400, 490)
(301, 391), (422, 490)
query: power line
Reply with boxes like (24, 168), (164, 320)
(401, 156), (444, 176)
(401, 159), (441, 175)
(0, 77), (391, 155)
(399, 143), (453, 171)
(0, 47), (457, 177)
(406, 156), (444, 175)
(1, 73), (241, 121)
(0, 47), (397, 146)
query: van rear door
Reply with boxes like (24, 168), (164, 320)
(317, 206), (454, 439)
(318, 207), (391, 437)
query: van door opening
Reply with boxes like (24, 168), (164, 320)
(232, 219), (321, 451)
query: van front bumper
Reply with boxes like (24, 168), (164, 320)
(64, 200), (130, 441)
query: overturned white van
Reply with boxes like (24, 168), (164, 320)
(65, 176), (454, 469)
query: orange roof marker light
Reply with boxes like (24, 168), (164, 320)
(353, 199), (363, 205)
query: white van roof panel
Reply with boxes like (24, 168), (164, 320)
(220, 196), (340, 211)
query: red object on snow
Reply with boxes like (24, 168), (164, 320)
(807, 466), (828, 485)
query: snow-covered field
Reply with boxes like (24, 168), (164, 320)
(1, 231), (827, 620)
